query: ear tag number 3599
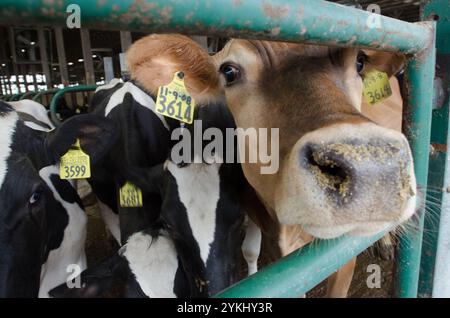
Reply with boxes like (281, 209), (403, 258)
(120, 182), (143, 208)
(59, 139), (91, 180)
(156, 71), (195, 124)
(363, 69), (392, 105)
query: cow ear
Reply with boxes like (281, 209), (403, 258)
(126, 34), (220, 105)
(46, 114), (117, 165)
(362, 50), (406, 78)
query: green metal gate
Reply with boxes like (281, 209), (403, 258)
(0, 0), (446, 298)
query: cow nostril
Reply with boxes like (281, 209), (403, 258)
(303, 145), (353, 200)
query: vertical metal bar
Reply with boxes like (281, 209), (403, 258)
(431, 119), (450, 297)
(103, 56), (114, 83)
(419, 0), (450, 298)
(38, 27), (52, 89)
(120, 30), (132, 52)
(54, 27), (69, 86)
(80, 28), (95, 85)
(397, 21), (436, 298)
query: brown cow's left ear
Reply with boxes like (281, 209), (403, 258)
(126, 34), (221, 105)
(362, 50), (406, 78)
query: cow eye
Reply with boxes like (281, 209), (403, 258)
(219, 63), (241, 86)
(356, 53), (366, 75)
(29, 190), (43, 206)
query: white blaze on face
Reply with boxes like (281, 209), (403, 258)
(167, 161), (221, 265)
(122, 232), (178, 298)
(0, 111), (19, 189)
(38, 165), (87, 298)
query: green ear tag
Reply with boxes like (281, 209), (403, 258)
(155, 71), (196, 124)
(59, 139), (91, 180)
(363, 69), (392, 105)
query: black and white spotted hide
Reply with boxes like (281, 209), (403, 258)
(0, 100), (116, 297)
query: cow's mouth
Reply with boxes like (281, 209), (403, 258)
(303, 144), (354, 203)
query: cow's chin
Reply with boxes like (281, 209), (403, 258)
(279, 192), (418, 240)
(302, 222), (392, 239)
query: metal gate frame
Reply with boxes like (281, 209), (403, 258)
(0, 0), (442, 298)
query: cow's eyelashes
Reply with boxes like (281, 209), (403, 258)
(356, 52), (368, 75)
(219, 63), (241, 86)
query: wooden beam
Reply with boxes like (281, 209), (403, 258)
(38, 28), (52, 89)
(80, 28), (95, 85)
(7, 27), (21, 93)
(54, 27), (69, 86)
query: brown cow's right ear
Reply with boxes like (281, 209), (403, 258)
(126, 34), (221, 105)
(362, 50), (406, 78)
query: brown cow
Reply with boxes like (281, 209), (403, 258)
(126, 35), (415, 297)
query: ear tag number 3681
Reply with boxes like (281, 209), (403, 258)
(59, 139), (91, 180)
(156, 71), (195, 124)
(363, 69), (392, 105)
(120, 182), (143, 208)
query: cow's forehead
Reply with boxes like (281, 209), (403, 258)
(221, 39), (349, 67)
(0, 108), (19, 189)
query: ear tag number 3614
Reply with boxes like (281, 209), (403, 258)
(120, 182), (143, 208)
(363, 69), (392, 105)
(156, 71), (196, 124)
(59, 139), (91, 180)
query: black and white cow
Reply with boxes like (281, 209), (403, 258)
(49, 84), (252, 297)
(48, 33), (268, 297)
(0, 100), (116, 297)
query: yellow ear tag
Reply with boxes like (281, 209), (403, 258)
(119, 182), (143, 208)
(155, 71), (196, 124)
(363, 69), (392, 105)
(59, 139), (91, 180)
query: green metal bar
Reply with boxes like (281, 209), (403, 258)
(10, 93), (23, 101)
(0, 0), (429, 54)
(32, 88), (60, 106)
(19, 91), (38, 100)
(418, 0), (450, 298)
(216, 231), (386, 298)
(50, 85), (97, 125)
(397, 22), (436, 298)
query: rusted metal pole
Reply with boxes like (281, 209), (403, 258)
(0, 0), (430, 54)
(397, 21), (436, 298)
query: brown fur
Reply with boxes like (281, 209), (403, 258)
(126, 35), (407, 298)
(126, 34), (220, 104)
